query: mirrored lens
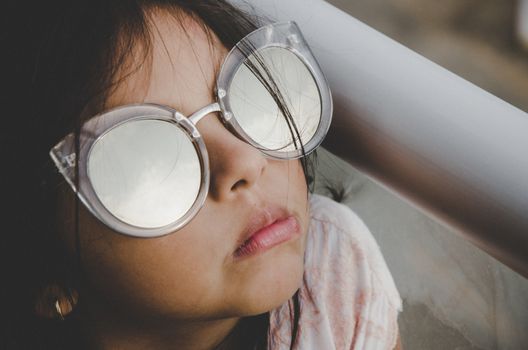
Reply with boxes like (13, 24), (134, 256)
(229, 47), (321, 153)
(88, 119), (201, 228)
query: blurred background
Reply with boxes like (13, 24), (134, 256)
(313, 1), (528, 349)
(327, 0), (528, 112)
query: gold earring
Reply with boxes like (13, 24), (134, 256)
(35, 284), (78, 320)
(55, 299), (65, 320)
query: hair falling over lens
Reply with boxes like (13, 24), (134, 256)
(2, 1), (334, 349)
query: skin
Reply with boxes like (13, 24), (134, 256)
(56, 10), (310, 350)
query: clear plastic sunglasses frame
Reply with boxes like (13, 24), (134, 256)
(49, 21), (333, 238)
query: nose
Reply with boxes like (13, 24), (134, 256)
(197, 113), (267, 201)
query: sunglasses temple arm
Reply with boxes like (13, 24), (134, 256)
(188, 102), (222, 125)
(49, 136), (79, 192)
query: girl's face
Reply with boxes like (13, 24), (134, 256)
(58, 12), (309, 322)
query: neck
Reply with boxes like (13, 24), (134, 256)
(78, 298), (246, 350)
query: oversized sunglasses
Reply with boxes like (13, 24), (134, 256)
(50, 21), (332, 238)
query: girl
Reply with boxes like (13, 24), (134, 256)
(3, 0), (402, 348)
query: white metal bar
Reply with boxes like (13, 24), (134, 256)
(232, 0), (528, 278)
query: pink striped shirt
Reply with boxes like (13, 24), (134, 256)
(269, 194), (402, 349)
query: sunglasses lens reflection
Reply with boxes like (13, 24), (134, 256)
(229, 46), (322, 154)
(88, 119), (201, 229)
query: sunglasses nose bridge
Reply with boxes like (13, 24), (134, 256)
(188, 102), (222, 125)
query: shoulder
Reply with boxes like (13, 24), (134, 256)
(308, 192), (379, 252)
(273, 194), (402, 349)
(305, 193), (402, 309)
(307, 194), (401, 301)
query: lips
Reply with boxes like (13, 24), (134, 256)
(234, 208), (300, 259)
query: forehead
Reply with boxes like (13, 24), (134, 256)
(105, 10), (228, 115)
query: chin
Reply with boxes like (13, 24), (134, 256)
(226, 234), (307, 316)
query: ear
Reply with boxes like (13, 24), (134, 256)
(34, 283), (78, 320)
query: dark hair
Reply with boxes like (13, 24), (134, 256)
(3, 1), (315, 349)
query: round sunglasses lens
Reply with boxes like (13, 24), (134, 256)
(87, 119), (201, 229)
(229, 47), (321, 153)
